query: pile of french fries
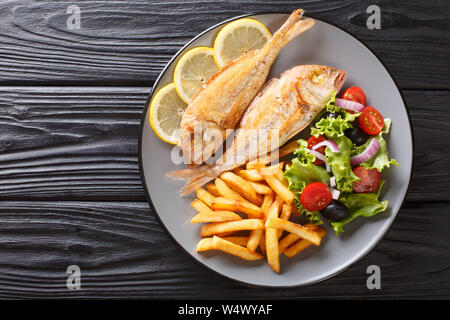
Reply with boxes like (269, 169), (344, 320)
(192, 158), (326, 274)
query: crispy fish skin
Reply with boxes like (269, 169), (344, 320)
(168, 65), (346, 196)
(180, 9), (315, 165)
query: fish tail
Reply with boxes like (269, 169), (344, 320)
(167, 165), (216, 196)
(273, 9), (315, 44)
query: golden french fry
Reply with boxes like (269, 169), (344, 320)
(247, 180), (272, 195)
(206, 183), (221, 197)
(222, 236), (249, 247)
(265, 228), (279, 273)
(246, 193), (274, 252)
(191, 199), (214, 215)
(201, 219), (264, 237)
(220, 172), (262, 205)
(262, 174), (294, 204)
(278, 140), (300, 158)
(215, 178), (246, 201)
(191, 211), (242, 223)
(278, 223), (318, 254)
(238, 169), (263, 181)
(284, 228), (327, 257)
(265, 218), (322, 246)
(259, 232), (266, 255)
(213, 236), (263, 260)
(277, 203), (293, 238)
(211, 197), (263, 218)
(265, 198), (281, 273)
(196, 238), (214, 252)
(195, 188), (215, 207)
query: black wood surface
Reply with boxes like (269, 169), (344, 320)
(0, 0), (449, 299)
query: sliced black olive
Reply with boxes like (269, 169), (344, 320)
(320, 199), (349, 221)
(344, 125), (369, 146)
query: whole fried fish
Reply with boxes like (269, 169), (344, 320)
(180, 9), (315, 165)
(168, 65), (346, 195)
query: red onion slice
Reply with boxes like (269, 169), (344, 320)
(330, 187), (340, 200)
(307, 149), (330, 172)
(335, 98), (365, 112)
(350, 138), (380, 166)
(329, 176), (336, 188)
(312, 139), (340, 153)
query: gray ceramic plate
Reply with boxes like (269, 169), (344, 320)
(139, 13), (413, 287)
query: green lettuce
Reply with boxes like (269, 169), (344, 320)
(325, 135), (360, 193)
(352, 119), (398, 172)
(330, 181), (388, 234)
(284, 139), (330, 224)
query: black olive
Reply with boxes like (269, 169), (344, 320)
(321, 111), (342, 119)
(320, 199), (349, 221)
(345, 125), (369, 146)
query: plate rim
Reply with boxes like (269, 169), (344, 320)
(138, 12), (415, 288)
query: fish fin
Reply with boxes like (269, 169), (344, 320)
(167, 165), (216, 196)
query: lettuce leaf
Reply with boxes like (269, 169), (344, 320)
(311, 112), (359, 139)
(325, 135), (360, 193)
(352, 119), (398, 172)
(284, 140), (330, 193)
(284, 139), (330, 224)
(330, 181), (388, 234)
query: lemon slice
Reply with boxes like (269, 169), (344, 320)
(214, 18), (272, 67)
(174, 47), (219, 104)
(149, 82), (187, 145)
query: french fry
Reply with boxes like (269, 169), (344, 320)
(211, 197), (263, 218)
(265, 198), (281, 273)
(284, 228), (327, 258)
(222, 236), (249, 247)
(195, 188), (215, 207)
(259, 232), (266, 255)
(220, 172), (262, 205)
(215, 178), (246, 201)
(201, 219), (264, 237)
(206, 183), (221, 197)
(278, 223), (318, 254)
(238, 169), (263, 181)
(261, 174), (294, 204)
(247, 181), (272, 195)
(196, 238), (214, 252)
(191, 199), (214, 215)
(265, 218), (322, 246)
(247, 193), (274, 252)
(277, 203), (293, 238)
(213, 236), (263, 260)
(191, 211), (242, 223)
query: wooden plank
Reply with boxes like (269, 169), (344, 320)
(0, 200), (448, 298)
(0, 87), (447, 201)
(0, 1), (448, 88)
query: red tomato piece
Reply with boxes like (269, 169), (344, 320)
(359, 106), (384, 135)
(307, 135), (326, 165)
(352, 166), (381, 193)
(300, 182), (332, 211)
(341, 86), (367, 106)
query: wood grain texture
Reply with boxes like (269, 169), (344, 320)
(0, 0), (448, 88)
(0, 87), (447, 202)
(0, 200), (448, 299)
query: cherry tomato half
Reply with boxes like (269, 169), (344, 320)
(307, 135), (326, 165)
(359, 106), (384, 135)
(352, 166), (381, 193)
(300, 182), (332, 211)
(341, 86), (367, 106)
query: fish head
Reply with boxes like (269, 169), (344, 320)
(296, 65), (346, 113)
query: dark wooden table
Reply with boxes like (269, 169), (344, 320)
(0, 0), (449, 299)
